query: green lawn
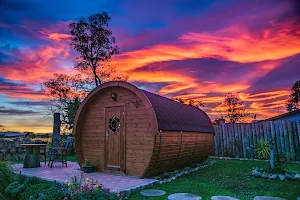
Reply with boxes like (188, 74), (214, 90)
(66, 154), (77, 162)
(128, 159), (300, 200)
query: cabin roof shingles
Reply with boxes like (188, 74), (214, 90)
(142, 90), (215, 133)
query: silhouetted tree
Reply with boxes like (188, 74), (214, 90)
(69, 12), (119, 86)
(286, 80), (300, 112)
(219, 93), (248, 123)
(44, 71), (128, 131)
(44, 73), (93, 130)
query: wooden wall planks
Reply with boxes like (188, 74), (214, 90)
(143, 131), (214, 177)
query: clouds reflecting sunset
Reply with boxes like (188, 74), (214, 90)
(0, 0), (299, 132)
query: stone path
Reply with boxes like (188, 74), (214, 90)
(211, 196), (239, 200)
(168, 193), (202, 200)
(12, 162), (157, 193)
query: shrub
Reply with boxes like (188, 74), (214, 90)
(5, 182), (26, 199)
(255, 139), (270, 160)
(0, 161), (14, 193)
(19, 182), (53, 200)
(33, 182), (68, 200)
(271, 152), (292, 173)
(5, 175), (68, 200)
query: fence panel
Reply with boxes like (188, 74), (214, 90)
(213, 120), (300, 161)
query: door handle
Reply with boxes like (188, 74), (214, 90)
(106, 131), (109, 141)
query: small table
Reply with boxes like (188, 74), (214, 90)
(21, 144), (47, 168)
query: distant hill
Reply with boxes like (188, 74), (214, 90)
(0, 132), (25, 138)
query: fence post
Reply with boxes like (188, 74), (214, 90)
(214, 125), (218, 156)
(241, 123), (246, 158)
(274, 121), (281, 153)
(279, 120), (285, 153)
(282, 120), (290, 153)
(246, 124), (250, 158)
(287, 120), (295, 160)
(252, 123), (257, 158)
(270, 121), (276, 153)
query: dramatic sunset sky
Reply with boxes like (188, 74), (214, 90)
(0, 0), (299, 133)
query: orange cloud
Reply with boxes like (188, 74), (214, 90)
(159, 83), (197, 94)
(127, 70), (194, 83)
(47, 33), (71, 41)
(1, 39), (72, 83)
(112, 18), (300, 72)
(239, 90), (290, 102)
(0, 85), (48, 100)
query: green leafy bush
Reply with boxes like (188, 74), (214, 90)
(0, 161), (14, 193)
(271, 152), (292, 173)
(5, 182), (26, 199)
(255, 139), (270, 160)
(29, 182), (68, 200)
(19, 182), (53, 200)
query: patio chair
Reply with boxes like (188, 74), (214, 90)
(48, 140), (68, 168)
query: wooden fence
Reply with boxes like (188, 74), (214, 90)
(213, 120), (300, 161)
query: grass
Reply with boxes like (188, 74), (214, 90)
(66, 154), (77, 162)
(128, 159), (300, 200)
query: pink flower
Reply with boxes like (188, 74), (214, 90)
(116, 193), (120, 197)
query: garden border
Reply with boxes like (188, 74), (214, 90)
(209, 156), (300, 165)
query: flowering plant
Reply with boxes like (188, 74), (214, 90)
(64, 172), (122, 200)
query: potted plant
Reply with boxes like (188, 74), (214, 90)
(81, 159), (95, 173)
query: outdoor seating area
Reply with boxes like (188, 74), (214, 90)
(20, 131), (75, 169)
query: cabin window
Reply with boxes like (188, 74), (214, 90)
(109, 116), (120, 133)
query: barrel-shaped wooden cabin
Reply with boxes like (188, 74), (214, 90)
(73, 81), (214, 178)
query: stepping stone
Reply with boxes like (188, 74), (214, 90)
(211, 196), (239, 200)
(140, 189), (166, 197)
(168, 193), (202, 200)
(254, 196), (287, 200)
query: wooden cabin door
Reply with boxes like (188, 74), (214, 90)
(104, 106), (125, 171)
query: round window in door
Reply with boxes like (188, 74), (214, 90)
(109, 116), (120, 133)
